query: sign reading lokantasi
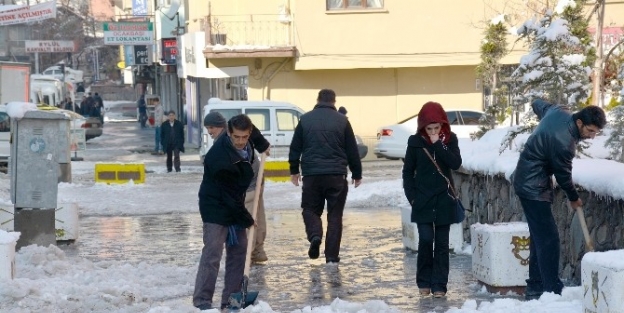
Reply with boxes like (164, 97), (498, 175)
(103, 22), (153, 46)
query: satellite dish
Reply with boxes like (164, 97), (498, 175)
(162, 0), (181, 20)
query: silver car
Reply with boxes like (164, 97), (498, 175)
(373, 109), (483, 160)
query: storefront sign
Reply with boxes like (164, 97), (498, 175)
(161, 37), (178, 65)
(25, 41), (76, 53)
(134, 45), (150, 65)
(0, 1), (56, 26)
(132, 0), (148, 16)
(103, 22), (153, 46)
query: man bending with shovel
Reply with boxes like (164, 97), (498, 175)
(193, 114), (268, 311)
(512, 99), (606, 300)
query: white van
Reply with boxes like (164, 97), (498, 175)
(200, 98), (305, 159)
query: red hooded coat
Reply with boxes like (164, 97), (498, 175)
(417, 101), (451, 145)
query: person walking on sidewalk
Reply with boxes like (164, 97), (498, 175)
(203, 112), (271, 263)
(193, 114), (258, 311)
(288, 89), (362, 264)
(401, 101), (462, 298)
(152, 98), (164, 155)
(138, 96), (148, 128)
(511, 99), (606, 300)
(160, 110), (185, 172)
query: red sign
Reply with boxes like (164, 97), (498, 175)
(588, 27), (624, 52)
(161, 38), (177, 65)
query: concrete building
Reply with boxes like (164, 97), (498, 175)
(174, 0), (624, 147)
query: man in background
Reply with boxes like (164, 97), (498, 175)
(160, 110), (185, 172)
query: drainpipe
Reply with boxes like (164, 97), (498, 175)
(262, 58), (290, 100)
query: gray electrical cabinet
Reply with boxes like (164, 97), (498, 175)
(10, 110), (70, 249)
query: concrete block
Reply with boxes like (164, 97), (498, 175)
(0, 230), (19, 280)
(95, 163), (145, 184)
(14, 208), (56, 250)
(471, 222), (530, 289)
(55, 202), (79, 242)
(582, 250), (624, 313)
(401, 206), (463, 251)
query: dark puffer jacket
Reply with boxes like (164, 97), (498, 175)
(512, 99), (580, 203)
(288, 102), (362, 179)
(197, 133), (255, 228)
(402, 133), (462, 225)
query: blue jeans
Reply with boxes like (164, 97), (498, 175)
(416, 223), (450, 293)
(154, 126), (162, 152)
(519, 197), (564, 295)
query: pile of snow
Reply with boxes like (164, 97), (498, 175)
(0, 229), (20, 244)
(5, 102), (37, 119)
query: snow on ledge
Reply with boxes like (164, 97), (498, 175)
(6, 102), (38, 120)
(209, 44), (273, 51)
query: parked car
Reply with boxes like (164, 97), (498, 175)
(373, 109), (484, 160)
(38, 105), (103, 141)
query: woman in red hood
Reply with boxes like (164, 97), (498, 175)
(401, 101), (462, 298)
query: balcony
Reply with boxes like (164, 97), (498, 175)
(203, 14), (297, 59)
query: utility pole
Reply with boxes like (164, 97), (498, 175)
(592, 0), (605, 107)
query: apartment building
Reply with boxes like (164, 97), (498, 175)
(177, 0), (624, 146)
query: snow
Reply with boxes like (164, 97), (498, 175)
(471, 222), (528, 233)
(582, 250), (624, 271)
(5, 102), (37, 119)
(490, 14), (505, 25)
(210, 44), (273, 51)
(554, 0), (576, 14)
(0, 229), (19, 244)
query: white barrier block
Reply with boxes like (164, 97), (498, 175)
(0, 230), (19, 280)
(582, 250), (624, 313)
(401, 206), (463, 251)
(471, 222), (530, 287)
(56, 202), (79, 241)
(0, 206), (13, 232)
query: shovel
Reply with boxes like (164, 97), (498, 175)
(570, 203), (594, 252)
(229, 152), (266, 310)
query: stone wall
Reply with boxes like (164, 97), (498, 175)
(452, 170), (624, 284)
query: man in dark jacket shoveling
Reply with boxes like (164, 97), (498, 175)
(512, 99), (606, 300)
(193, 114), (263, 311)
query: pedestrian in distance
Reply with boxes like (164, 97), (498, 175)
(288, 88), (362, 264)
(511, 99), (606, 300)
(93, 92), (104, 124)
(138, 95), (148, 128)
(401, 101), (462, 298)
(203, 111), (271, 263)
(193, 114), (259, 311)
(160, 110), (185, 173)
(152, 98), (164, 155)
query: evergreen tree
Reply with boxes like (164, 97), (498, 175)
(512, 10), (591, 109)
(605, 104), (624, 162)
(474, 16), (509, 139)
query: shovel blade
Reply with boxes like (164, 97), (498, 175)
(228, 291), (259, 310)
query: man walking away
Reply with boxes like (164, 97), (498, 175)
(93, 92), (104, 124)
(193, 114), (257, 311)
(512, 99), (606, 300)
(138, 96), (148, 128)
(152, 98), (164, 155)
(288, 89), (362, 264)
(160, 110), (185, 172)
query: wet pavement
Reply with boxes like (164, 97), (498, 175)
(57, 122), (523, 312)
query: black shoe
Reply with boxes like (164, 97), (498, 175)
(326, 257), (340, 264)
(195, 303), (212, 310)
(167, 169), (172, 173)
(175, 169), (181, 172)
(308, 236), (321, 259)
(524, 291), (543, 300)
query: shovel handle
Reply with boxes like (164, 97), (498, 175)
(575, 205), (595, 252)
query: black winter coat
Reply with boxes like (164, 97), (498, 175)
(402, 133), (462, 225)
(288, 102), (362, 179)
(512, 99), (580, 202)
(198, 133), (255, 227)
(161, 120), (185, 152)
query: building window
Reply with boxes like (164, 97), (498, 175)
(327, 0), (384, 10)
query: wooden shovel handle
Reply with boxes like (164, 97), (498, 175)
(575, 205), (595, 252)
(243, 152), (267, 276)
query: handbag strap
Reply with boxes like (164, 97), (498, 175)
(421, 148), (458, 199)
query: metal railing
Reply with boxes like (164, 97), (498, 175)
(210, 14), (293, 47)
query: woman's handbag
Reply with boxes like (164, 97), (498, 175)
(421, 148), (466, 224)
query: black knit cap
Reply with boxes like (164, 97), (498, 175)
(203, 111), (227, 127)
